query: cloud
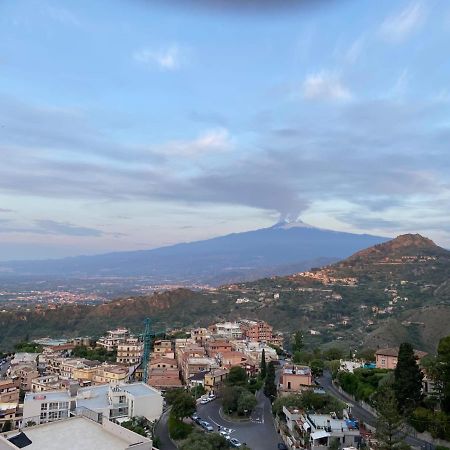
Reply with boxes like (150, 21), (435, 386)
(133, 45), (183, 71)
(0, 95), (449, 236)
(160, 128), (232, 157)
(0, 220), (104, 237)
(302, 71), (352, 101)
(0, 208), (14, 213)
(379, 2), (425, 43)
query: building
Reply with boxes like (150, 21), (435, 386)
(375, 348), (428, 370)
(116, 338), (143, 365)
(281, 407), (360, 450)
(204, 368), (229, 393)
(8, 365), (39, 392)
(183, 357), (217, 382)
(0, 380), (19, 404)
(31, 375), (67, 393)
(279, 365), (313, 394)
(0, 415), (154, 450)
(92, 364), (129, 384)
(241, 320), (273, 343)
(149, 357), (178, 370)
(190, 328), (210, 345)
(205, 339), (233, 358)
(209, 322), (242, 340)
(153, 340), (173, 358)
(23, 382), (163, 425)
(147, 368), (182, 391)
(97, 328), (130, 352)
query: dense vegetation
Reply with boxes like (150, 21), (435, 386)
(337, 369), (390, 403)
(71, 345), (117, 363)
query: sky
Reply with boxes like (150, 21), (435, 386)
(0, 0), (449, 260)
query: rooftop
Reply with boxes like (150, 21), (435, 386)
(1, 417), (150, 450)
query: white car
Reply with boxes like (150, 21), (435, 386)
(200, 397), (210, 404)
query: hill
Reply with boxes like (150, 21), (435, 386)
(0, 221), (387, 286)
(1, 233), (449, 352)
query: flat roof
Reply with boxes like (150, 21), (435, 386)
(25, 391), (70, 402)
(3, 417), (145, 450)
(309, 414), (350, 431)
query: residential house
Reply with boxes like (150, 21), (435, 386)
(279, 365), (313, 394)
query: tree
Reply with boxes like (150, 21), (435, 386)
(171, 391), (196, 419)
(260, 349), (267, 379)
(329, 437), (341, 450)
(310, 359), (325, 377)
(2, 420), (12, 432)
(222, 385), (244, 413)
(292, 331), (304, 353)
(393, 343), (423, 414)
(264, 361), (277, 402)
(375, 384), (405, 450)
(237, 391), (257, 415)
(226, 366), (248, 387)
(324, 347), (344, 361)
(437, 335), (450, 413)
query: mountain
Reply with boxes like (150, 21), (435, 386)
(0, 222), (387, 285)
(1, 233), (449, 352)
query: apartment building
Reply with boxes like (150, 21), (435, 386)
(204, 368), (229, 393)
(205, 338), (233, 358)
(153, 340), (173, 358)
(116, 337), (143, 365)
(31, 375), (67, 392)
(0, 380), (19, 404)
(96, 328), (130, 351)
(23, 382), (163, 425)
(149, 357), (178, 370)
(148, 368), (182, 390)
(190, 327), (210, 345)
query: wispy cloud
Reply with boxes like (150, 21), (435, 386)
(0, 220), (105, 237)
(302, 71), (352, 101)
(379, 2), (425, 43)
(133, 45), (184, 71)
(160, 128), (232, 158)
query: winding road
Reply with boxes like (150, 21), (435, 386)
(318, 371), (435, 450)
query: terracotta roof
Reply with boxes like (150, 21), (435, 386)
(376, 347), (428, 359)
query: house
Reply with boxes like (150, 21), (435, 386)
(209, 322), (243, 340)
(204, 368), (229, 393)
(147, 368), (182, 390)
(205, 338), (233, 358)
(375, 348), (427, 370)
(281, 407), (360, 450)
(279, 365), (313, 394)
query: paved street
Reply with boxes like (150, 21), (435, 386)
(318, 371), (435, 450)
(196, 390), (283, 450)
(154, 408), (177, 450)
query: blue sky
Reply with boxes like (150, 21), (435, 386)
(0, 0), (449, 259)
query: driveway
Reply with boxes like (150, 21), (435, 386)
(197, 391), (283, 450)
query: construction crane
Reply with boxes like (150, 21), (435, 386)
(140, 317), (166, 384)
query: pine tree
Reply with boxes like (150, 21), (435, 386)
(437, 335), (450, 413)
(375, 384), (405, 450)
(264, 361), (277, 401)
(292, 330), (304, 353)
(260, 349), (267, 379)
(393, 343), (423, 414)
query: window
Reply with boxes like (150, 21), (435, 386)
(41, 403), (48, 410)
(40, 412), (47, 420)
(49, 411), (58, 420)
(59, 402), (69, 410)
(381, 359), (386, 365)
(49, 402), (58, 410)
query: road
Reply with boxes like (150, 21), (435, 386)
(318, 371), (435, 450)
(154, 407), (177, 450)
(196, 390), (282, 450)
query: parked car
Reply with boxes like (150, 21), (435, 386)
(219, 430), (231, 439)
(208, 394), (216, 401)
(191, 413), (199, 420)
(200, 421), (214, 432)
(230, 438), (242, 447)
(200, 397), (210, 404)
(194, 417), (203, 424)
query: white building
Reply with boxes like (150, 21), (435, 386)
(23, 382), (163, 426)
(211, 322), (242, 339)
(0, 415), (154, 450)
(97, 329), (130, 352)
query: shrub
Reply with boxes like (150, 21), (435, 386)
(168, 416), (193, 440)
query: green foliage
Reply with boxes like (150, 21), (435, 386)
(374, 384), (405, 450)
(72, 345), (117, 363)
(165, 388), (185, 405)
(190, 385), (206, 399)
(292, 330), (304, 353)
(393, 343), (423, 414)
(260, 349), (267, 379)
(323, 347), (344, 361)
(14, 341), (42, 353)
(237, 391), (257, 415)
(310, 359), (324, 376)
(248, 376), (263, 394)
(293, 350), (314, 365)
(410, 407), (450, 441)
(326, 360), (341, 379)
(171, 391), (196, 420)
(272, 391), (345, 418)
(264, 361), (277, 402)
(337, 368), (390, 403)
(226, 366), (248, 387)
(222, 385), (245, 413)
(329, 437), (341, 450)
(356, 348), (376, 362)
(168, 416), (193, 440)
(438, 335), (450, 414)
(180, 430), (229, 450)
